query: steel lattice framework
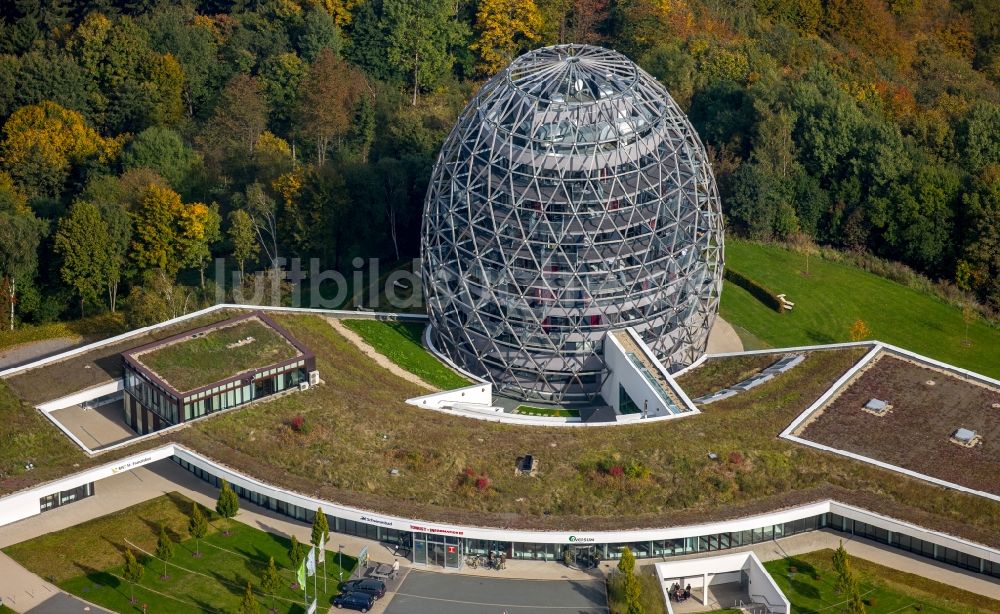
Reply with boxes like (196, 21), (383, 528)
(421, 44), (724, 404)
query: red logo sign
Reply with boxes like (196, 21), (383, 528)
(447, 546), (456, 554)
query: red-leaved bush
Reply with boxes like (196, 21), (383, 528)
(609, 465), (624, 477)
(728, 451), (745, 465)
(289, 414), (305, 432)
(475, 476), (490, 491)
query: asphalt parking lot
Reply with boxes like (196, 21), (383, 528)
(381, 569), (609, 614)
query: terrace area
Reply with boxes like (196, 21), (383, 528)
(795, 351), (1000, 496)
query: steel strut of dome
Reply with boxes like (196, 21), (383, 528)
(421, 44), (724, 405)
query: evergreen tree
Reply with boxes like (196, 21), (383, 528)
(216, 478), (240, 520)
(289, 534), (305, 571)
(188, 502), (208, 556)
(311, 506), (329, 548)
(155, 523), (175, 579)
(237, 581), (259, 614)
(617, 546), (642, 614)
(122, 548), (145, 604)
(260, 556), (281, 612)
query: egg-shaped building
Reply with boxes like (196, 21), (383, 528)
(421, 44), (724, 404)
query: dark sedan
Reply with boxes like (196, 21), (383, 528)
(340, 578), (387, 600)
(333, 590), (375, 612)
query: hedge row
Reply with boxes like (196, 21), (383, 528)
(724, 268), (786, 313)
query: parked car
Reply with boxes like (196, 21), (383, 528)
(333, 591), (375, 612)
(340, 578), (387, 599)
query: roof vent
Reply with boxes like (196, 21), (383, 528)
(862, 398), (891, 416)
(950, 428), (981, 448)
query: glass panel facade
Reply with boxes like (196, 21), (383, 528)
(170, 457), (1000, 580)
(39, 482), (94, 513)
(128, 365), (307, 432)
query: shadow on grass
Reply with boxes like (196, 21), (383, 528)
(804, 329), (837, 345)
(788, 577), (822, 600)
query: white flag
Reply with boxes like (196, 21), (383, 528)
(306, 545), (316, 576)
(318, 533), (325, 554)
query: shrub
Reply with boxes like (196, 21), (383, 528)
(289, 414), (307, 433)
(463, 467), (476, 477)
(623, 460), (650, 480)
(724, 268), (785, 313)
(475, 475), (490, 491)
(728, 451), (745, 466)
(609, 465), (624, 477)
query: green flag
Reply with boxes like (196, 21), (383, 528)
(297, 555), (306, 589)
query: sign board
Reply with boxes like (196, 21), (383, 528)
(358, 546), (369, 567)
(446, 545), (456, 554)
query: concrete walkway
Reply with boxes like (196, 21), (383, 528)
(325, 317), (436, 391)
(706, 316), (743, 354)
(0, 337), (82, 371)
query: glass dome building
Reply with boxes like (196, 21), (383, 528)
(421, 44), (724, 404)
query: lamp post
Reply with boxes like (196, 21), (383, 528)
(338, 544), (344, 580)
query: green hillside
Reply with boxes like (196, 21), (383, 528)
(720, 241), (1000, 379)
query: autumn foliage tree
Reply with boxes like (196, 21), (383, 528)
(297, 49), (367, 165)
(0, 101), (122, 196)
(471, 0), (543, 75)
(130, 183), (211, 277)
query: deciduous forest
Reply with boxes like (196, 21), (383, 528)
(0, 0), (997, 328)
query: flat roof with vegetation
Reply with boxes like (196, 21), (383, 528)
(2, 313), (1000, 549)
(124, 312), (306, 395)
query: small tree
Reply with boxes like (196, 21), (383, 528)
(229, 208), (257, 278)
(216, 479), (240, 534)
(238, 581), (259, 614)
(122, 548), (145, 604)
(260, 556), (281, 613)
(833, 542), (866, 612)
(849, 318), (871, 342)
(189, 502), (208, 557)
(617, 546), (642, 614)
(289, 535), (305, 574)
(155, 523), (175, 580)
(311, 507), (329, 548)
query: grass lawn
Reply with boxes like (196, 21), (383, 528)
(4, 493), (357, 614)
(342, 319), (471, 390)
(514, 405), (581, 418)
(721, 241), (1000, 379)
(608, 568), (666, 614)
(764, 549), (1000, 613)
(137, 317), (300, 392)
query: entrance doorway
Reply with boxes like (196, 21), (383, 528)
(566, 544), (598, 570)
(412, 532), (462, 569)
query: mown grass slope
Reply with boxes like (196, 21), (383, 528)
(720, 241), (1000, 378)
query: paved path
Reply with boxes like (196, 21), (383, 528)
(325, 317), (436, 391)
(0, 337), (81, 371)
(705, 316), (743, 354)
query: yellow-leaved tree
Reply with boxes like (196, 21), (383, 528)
(130, 183), (212, 277)
(471, 0), (543, 76)
(0, 101), (123, 197)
